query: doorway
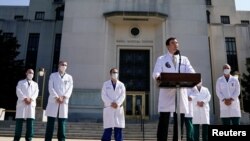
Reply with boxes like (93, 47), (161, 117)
(119, 49), (150, 118)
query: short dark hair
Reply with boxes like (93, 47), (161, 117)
(165, 37), (176, 46)
(110, 68), (118, 74)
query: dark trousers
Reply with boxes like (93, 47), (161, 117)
(193, 124), (208, 141)
(13, 118), (34, 141)
(45, 116), (67, 141)
(157, 112), (185, 141)
(173, 112), (185, 141)
(221, 117), (240, 125)
(101, 127), (123, 141)
(185, 117), (194, 141)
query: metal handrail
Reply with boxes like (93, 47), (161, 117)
(137, 104), (145, 141)
(0, 109), (5, 117)
(4, 110), (16, 113)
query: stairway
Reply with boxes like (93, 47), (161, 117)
(0, 120), (161, 140)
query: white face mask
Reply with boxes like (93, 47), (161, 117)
(27, 74), (33, 80)
(111, 73), (119, 80)
(59, 66), (67, 72)
(223, 69), (231, 75)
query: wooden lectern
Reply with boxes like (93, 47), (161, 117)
(157, 72), (201, 141)
(158, 73), (201, 88)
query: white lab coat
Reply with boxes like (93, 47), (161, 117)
(185, 88), (194, 118)
(153, 51), (195, 113)
(216, 75), (241, 117)
(45, 72), (73, 118)
(15, 79), (39, 119)
(191, 86), (211, 124)
(101, 80), (126, 129)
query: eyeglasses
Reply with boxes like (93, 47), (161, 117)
(112, 72), (118, 74)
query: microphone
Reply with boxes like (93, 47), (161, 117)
(173, 49), (181, 73)
(174, 50), (180, 55)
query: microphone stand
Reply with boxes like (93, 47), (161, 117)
(174, 50), (182, 141)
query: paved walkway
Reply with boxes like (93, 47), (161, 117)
(0, 137), (137, 141)
(0, 137), (102, 141)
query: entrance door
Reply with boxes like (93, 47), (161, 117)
(124, 92), (145, 118)
(119, 49), (150, 118)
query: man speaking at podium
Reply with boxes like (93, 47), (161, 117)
(153, 37), (195, 141)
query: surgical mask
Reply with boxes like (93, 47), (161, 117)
(27, 74), (33, 80)
(223, 69), (230, 75)
(59, 66), (67, 72)
(111, 73), (119, 80)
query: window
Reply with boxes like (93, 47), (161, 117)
(54, 0), (63, 3)
(56, 6), (64, 20)
(14, 15), (24, 20)
(206, 10), (210, 23)
(35, 12), (45, 20)
(221, 16), (230, 24)
(52, 34), (62, 72)
(241, 20), (249, 24)
(25, 33), (40, 71)
(205, 0), (212, 5)
(225, 37), (238, 72)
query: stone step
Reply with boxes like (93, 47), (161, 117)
(0, 121), (160, 140)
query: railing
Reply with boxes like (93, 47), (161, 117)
(0, 108), (5, 120)
(0, 109), (15, 120)
(136, 104), (145, 141)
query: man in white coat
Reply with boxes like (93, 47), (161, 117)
(14, 69), (39, 141)
(152, 37), (195, 141)
(45, 61), (73, 141)
(101, 68), (126, 141)
(216, 64), (241, 125)
(190, 80), (211, 141)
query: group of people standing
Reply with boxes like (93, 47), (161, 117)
(12, 37), (242, 141)
(13, 61), (74, 141)
(153, 37), (242, 141)
(13, 61), (125, 141)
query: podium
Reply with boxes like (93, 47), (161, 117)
(158, 73), (201, 88)
(158, 73), (201, 141)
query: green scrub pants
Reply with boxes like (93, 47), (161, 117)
(13, 118), (34, 141)
(221, 117), (240, 125)
(185, 117), (194, 141)
(193, 124), (208, 141)
(45, 116), (67, 141)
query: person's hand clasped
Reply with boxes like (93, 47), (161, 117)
(197, 101), (204, 107)
(24, 98), (31, 105)
(224, 98), (233, 106)
(111, 102), (118, 109)
(56, 96), (65, 104)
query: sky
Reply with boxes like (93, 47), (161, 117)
(0, 0), (249, 11)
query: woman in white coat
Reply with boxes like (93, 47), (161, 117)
(14, 69), (39, 141)
(45, 61), (73, 141)
(216, 64), (241, 125)
(190, 81), (211, 141)
(153, 37), (195, 141)
(101, 68), (126, 141)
